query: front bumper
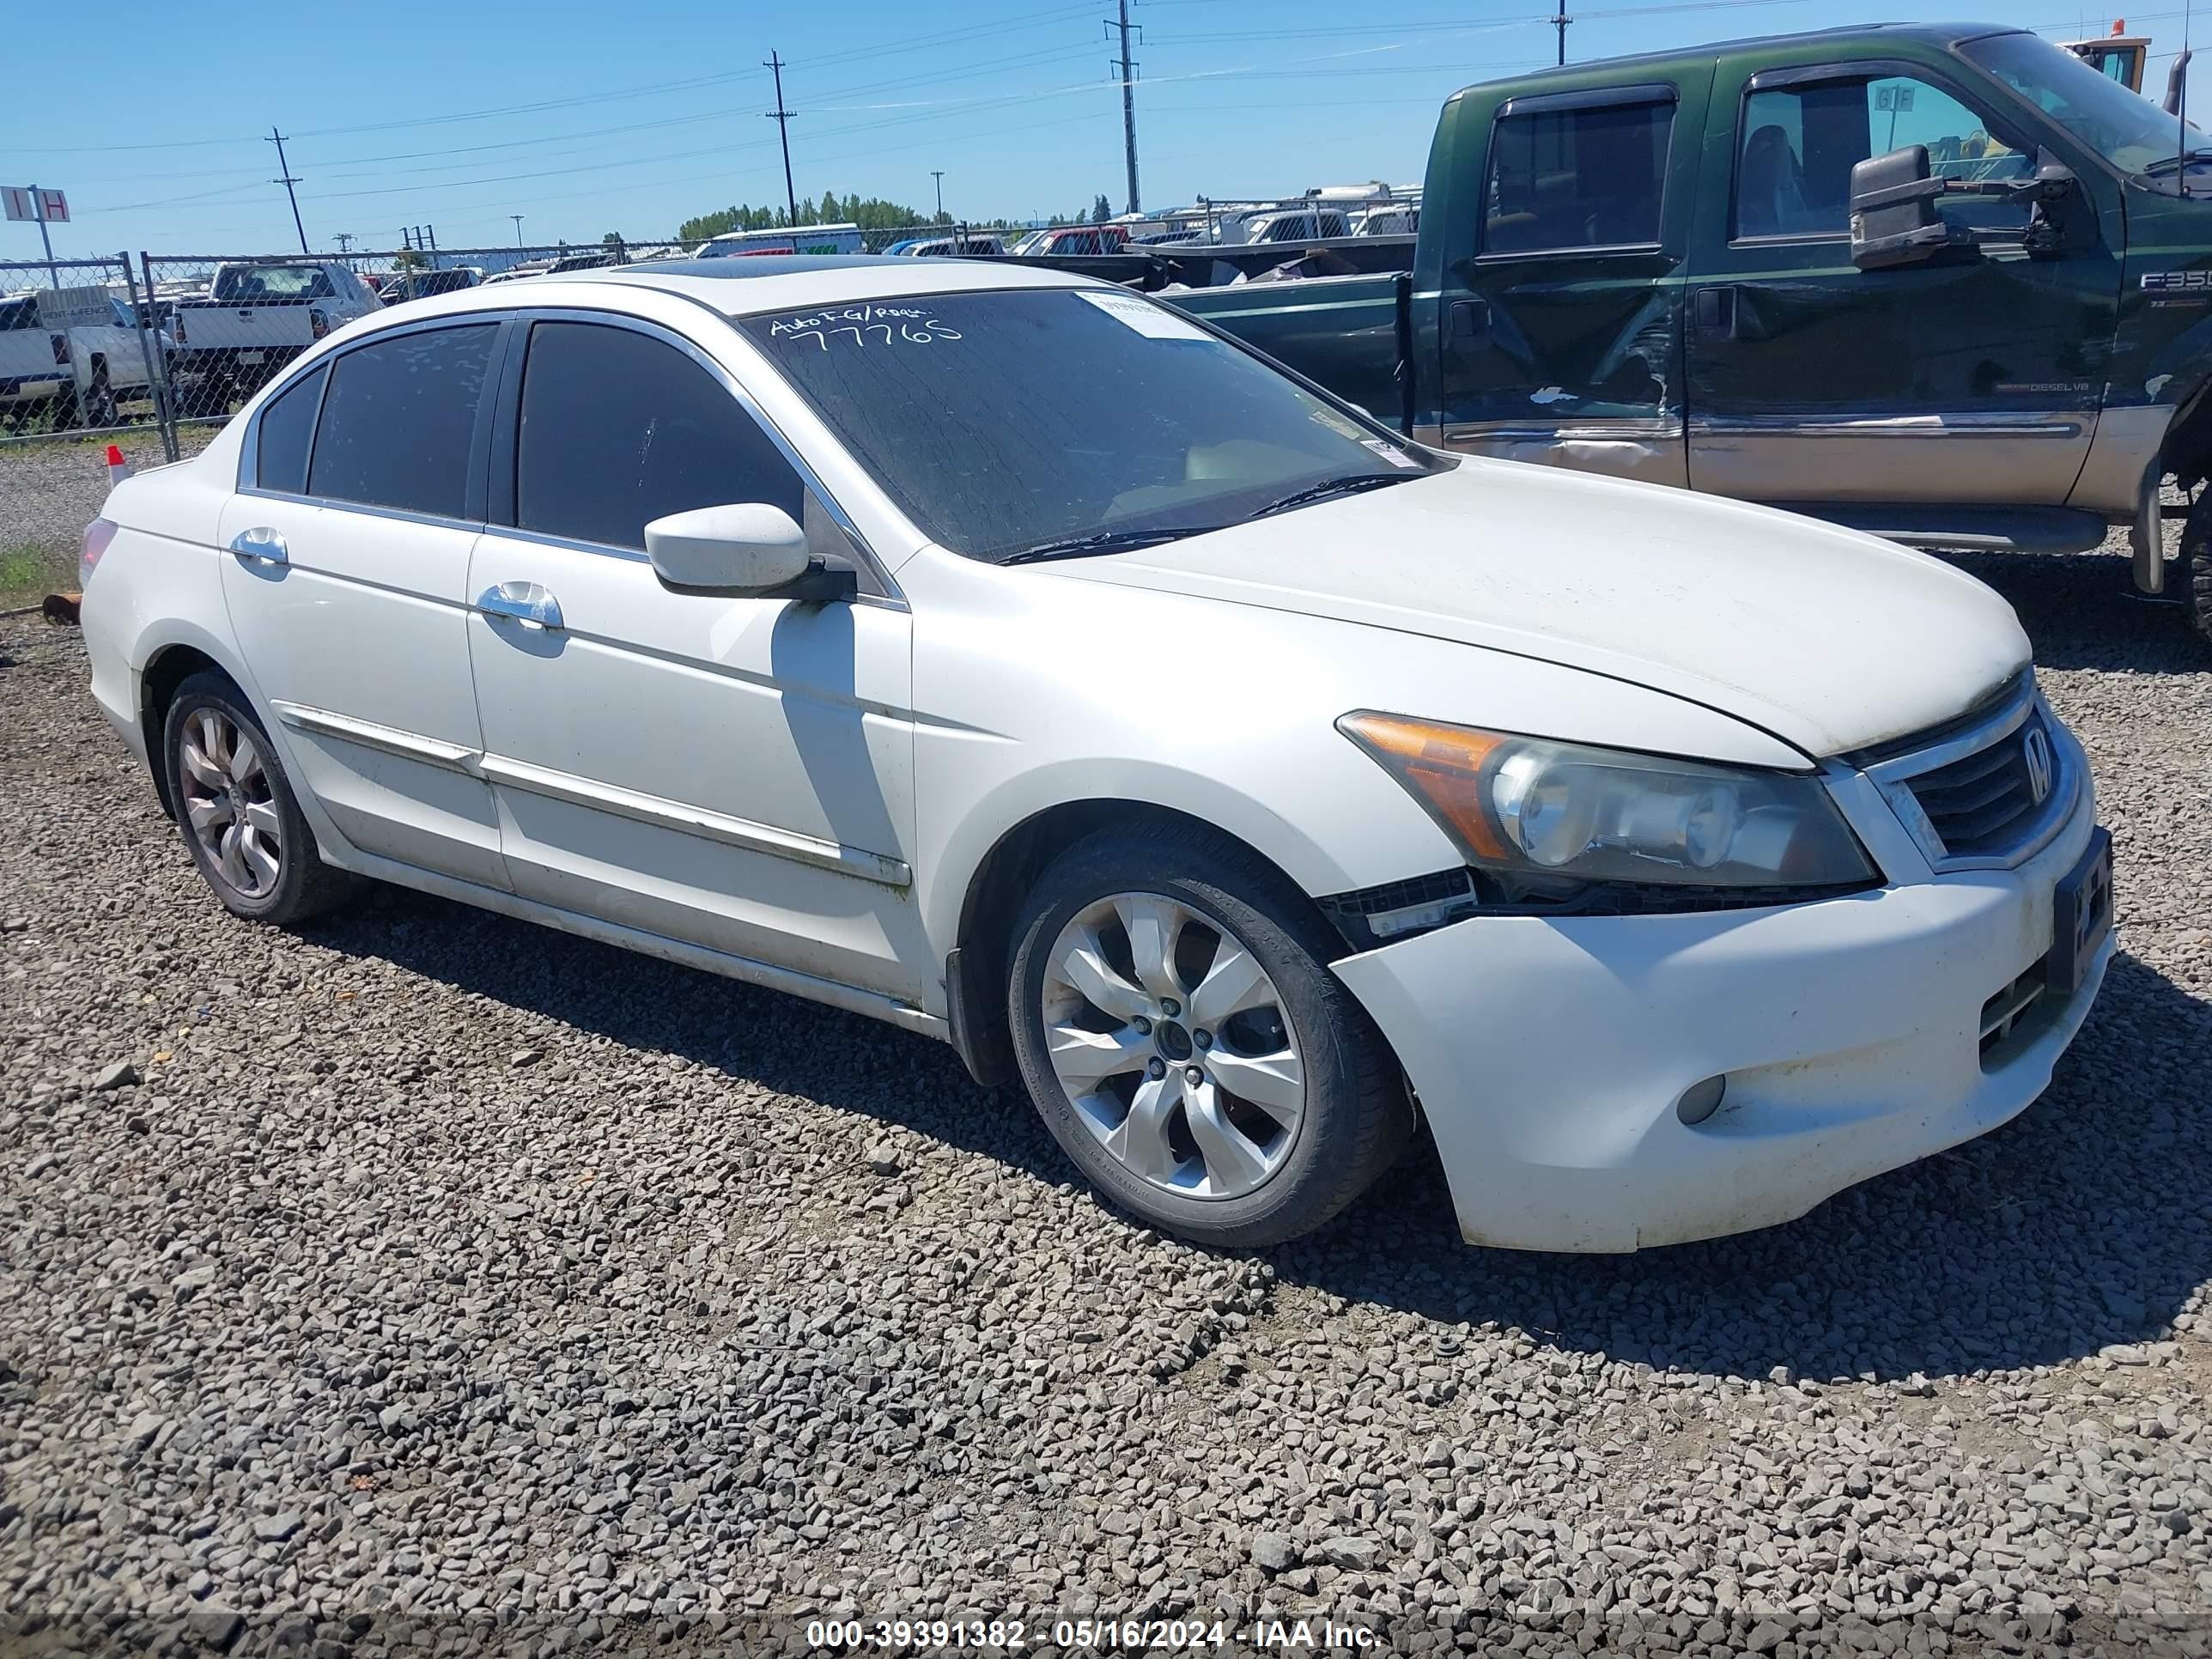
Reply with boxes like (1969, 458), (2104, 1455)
(1333, 763), (2109, 1253)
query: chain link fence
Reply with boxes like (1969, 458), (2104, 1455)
(1, 253), (174, 447)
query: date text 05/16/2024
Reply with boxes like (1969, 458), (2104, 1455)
(804, 1616), (1382, 1650)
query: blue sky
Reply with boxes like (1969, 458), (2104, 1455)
(2, 0), (2188, 259)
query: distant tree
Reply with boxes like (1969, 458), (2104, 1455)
(601, 232), (623, 246)
(1091, 193), (1112, 224)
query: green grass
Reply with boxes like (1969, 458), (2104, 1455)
(0, 542), (69, 609)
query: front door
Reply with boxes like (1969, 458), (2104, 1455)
(217, 319), (511, 890)
(1684, 58), (2121, 504)
(1430, 76), (1705, 487)
(464, 316), (925, 1004)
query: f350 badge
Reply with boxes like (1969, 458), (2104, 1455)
(2141, 270), (2212, 303)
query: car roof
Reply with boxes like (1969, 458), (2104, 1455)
(559, 255), (1100, 312)
(1449, 21), (2019, 89)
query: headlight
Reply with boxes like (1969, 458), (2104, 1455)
(1338, 712), (1875, 890)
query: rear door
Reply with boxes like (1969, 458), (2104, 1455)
(464, 313), (923, 1003)
(217, 318), (511, 890)
(1683, 55), (2119, 504)
(1430, 74), (1705, 486)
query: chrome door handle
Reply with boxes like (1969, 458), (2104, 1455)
(228, 526), (288, 566)
(477, 580), (563, 631)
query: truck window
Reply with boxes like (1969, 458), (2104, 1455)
(1735, 77), (2030, 240)
(213, 264), (338, 303)
(1484, 100), (1671, 255)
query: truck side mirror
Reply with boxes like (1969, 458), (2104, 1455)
(1848, 146), (1977, 271)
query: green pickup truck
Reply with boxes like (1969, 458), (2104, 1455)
(1159, 22), (2212, 647)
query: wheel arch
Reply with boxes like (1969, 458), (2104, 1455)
(137, 636), (252, 819)
(940, 795), (1362, 1089)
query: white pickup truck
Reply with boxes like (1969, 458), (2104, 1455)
(0, 287), (167, 430)
(167, 260), (381, 412)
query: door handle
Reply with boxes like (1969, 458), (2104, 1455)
(228, 526), (288, 567)
(1448, 298), (1492, 349)
(1692, 285), (1739, 339)
(477, 580), (563, 632)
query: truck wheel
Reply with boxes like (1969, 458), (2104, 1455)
(48, 384), (82, 431)
(1006, 820), (1413, 1247)
(2179, 490), (2212, 647)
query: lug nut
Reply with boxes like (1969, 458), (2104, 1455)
(1161, 998), (1181, 1018)
(1193, 1029), (1212, 1049)
(1147, 1058), (1166, 1079)
(1133, 1016), (1152, 1036)
(1185, 1066), (1205, 1085)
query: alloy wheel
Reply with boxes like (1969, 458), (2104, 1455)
(177, 708), (283, 898)
(1041, 892), (1305, 1200)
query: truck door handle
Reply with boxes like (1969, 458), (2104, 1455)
(477, 581), (563, 632)
(1692, 285), (1738, 338)
(1449, 298), (1491, 348)
(228, 527), (288, 567)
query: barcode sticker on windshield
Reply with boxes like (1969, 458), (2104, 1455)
(1079, 289), (1213, 342)
(1361, 438), (1420, 469)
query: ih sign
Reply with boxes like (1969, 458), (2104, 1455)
(3, 186), (70, 224)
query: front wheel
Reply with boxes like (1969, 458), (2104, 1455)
(2178, 489), (2212, 647)
(162, 672), (356, 925)
(1006, 823), (1412, 1247)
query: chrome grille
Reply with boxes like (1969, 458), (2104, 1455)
(1862, 677), (2075, 872)
(1904, 708), (2054, 860)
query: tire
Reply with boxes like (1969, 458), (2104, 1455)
(2185, 489), (2212, 648)
(161, 672), (357, 926)
(47, 383), (81, 432)
(1006, 820), (1412, 1248)
(82, 367), (116, 431)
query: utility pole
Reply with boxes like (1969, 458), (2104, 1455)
(334, 232), (353, 254)
(267, 127), (309, 254)
(932, 170), (946, 221)
(765, 52), (799, 229)
(511, 213), (525, 247)
(1107, 0), (1140, 214)
(1551, 7), (1571, 64)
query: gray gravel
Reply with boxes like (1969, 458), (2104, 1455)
(0, 430), (216, 597)
(3, 534), (2210, 1659)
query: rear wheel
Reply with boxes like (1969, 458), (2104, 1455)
(1006, 822), (1411, 1247)
(162, 672), (356, 925)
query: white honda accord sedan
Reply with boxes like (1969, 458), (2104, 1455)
(77, 258), (2114, 1252)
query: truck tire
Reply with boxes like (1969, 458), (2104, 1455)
(47, 383), (82, 432)
(2180, 489), (2212, 647)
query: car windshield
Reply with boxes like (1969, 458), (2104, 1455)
(736, 287), (1437, 562)
(1959, 31), (2210, 174)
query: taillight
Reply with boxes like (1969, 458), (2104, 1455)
(80, 518), (118, 588)
(51, 332), (68, 365)
(309, 309), (330, 339)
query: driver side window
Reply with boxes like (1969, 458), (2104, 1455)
(1735, 76), (2031, 240)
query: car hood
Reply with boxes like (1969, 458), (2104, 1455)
(1044, 459), (2030, 758)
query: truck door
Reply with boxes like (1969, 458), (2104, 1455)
(1684, 57), (2119, 507)
(1428, 75), (1705, 487)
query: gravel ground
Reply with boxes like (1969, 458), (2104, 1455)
(2, 538), (2209, 1659)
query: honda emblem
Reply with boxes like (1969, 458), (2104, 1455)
(2022, 724), (2054, 806)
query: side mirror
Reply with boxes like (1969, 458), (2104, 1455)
(1848, 145), (1976, 270)
(644, 502), (857, 604)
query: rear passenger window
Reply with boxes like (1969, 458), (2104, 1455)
(514, 321), (804, 550)
(256, 365), (325, 495)
(307, 324), (497, 519)
(1484, 99), (1673, 255)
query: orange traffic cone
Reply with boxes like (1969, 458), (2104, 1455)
(105, 444), (131, 489)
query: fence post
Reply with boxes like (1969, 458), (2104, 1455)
(135, 251), (180, 462)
